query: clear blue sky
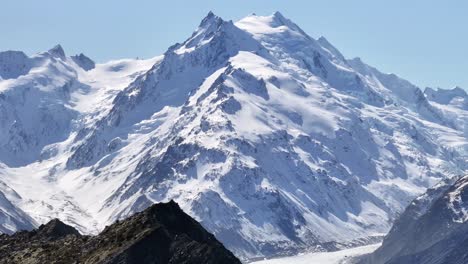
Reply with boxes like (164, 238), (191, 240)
(1, 0), (467, 89)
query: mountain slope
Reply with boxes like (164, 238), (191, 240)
(0, 12), (466, 261)
(0, 46), (160, 234)
(0, 200), (241, 264)
(360, 174), (468, 264)
(0, 180), (36, 234)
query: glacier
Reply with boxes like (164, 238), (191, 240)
(0, 12), (466, 261)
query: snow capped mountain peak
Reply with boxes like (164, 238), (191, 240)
(271, 11), (285, 19)
(424, 85), (468, 114)
(270, 11), (304, 32)
(197, 10), (224, 32)
(47, 44), (66, 59)
(237, 11), (309, 38)
(200, 10), (220, 27)
(174, 10), (260, 56)
(176, 11), (226, 51)
(0, 45), (70, 81)
(0, 11), (466, 262)
(270, 11), (289, 25)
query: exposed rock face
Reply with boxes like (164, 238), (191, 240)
(359, 175), (468, 264)
(0, 200), (241, 264)
(71, 53), (96, 71)
(0, 51), (32, 79)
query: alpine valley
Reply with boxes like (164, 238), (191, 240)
(0, 12), (466, 261)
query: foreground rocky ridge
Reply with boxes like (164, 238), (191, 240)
(359, 175), (468, 264)
(0, 201), (240, 264)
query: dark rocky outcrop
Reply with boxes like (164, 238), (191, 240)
(0, 200), (241, 264)
(71, 53), (95, 71)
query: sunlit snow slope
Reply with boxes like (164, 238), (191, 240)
(0, 12), (466, 261)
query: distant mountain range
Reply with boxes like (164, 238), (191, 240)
(0, 11), (466, 261)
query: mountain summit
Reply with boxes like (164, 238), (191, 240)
(0, 12), (466, 261)
(47, 44), (66, 59)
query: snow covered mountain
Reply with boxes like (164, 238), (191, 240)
(0, 45), (160, 233)
(360, 174), (468, 264)
(0, 12), (466, 261)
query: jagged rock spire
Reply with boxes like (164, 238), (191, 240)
(48, 44), (66, 59)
